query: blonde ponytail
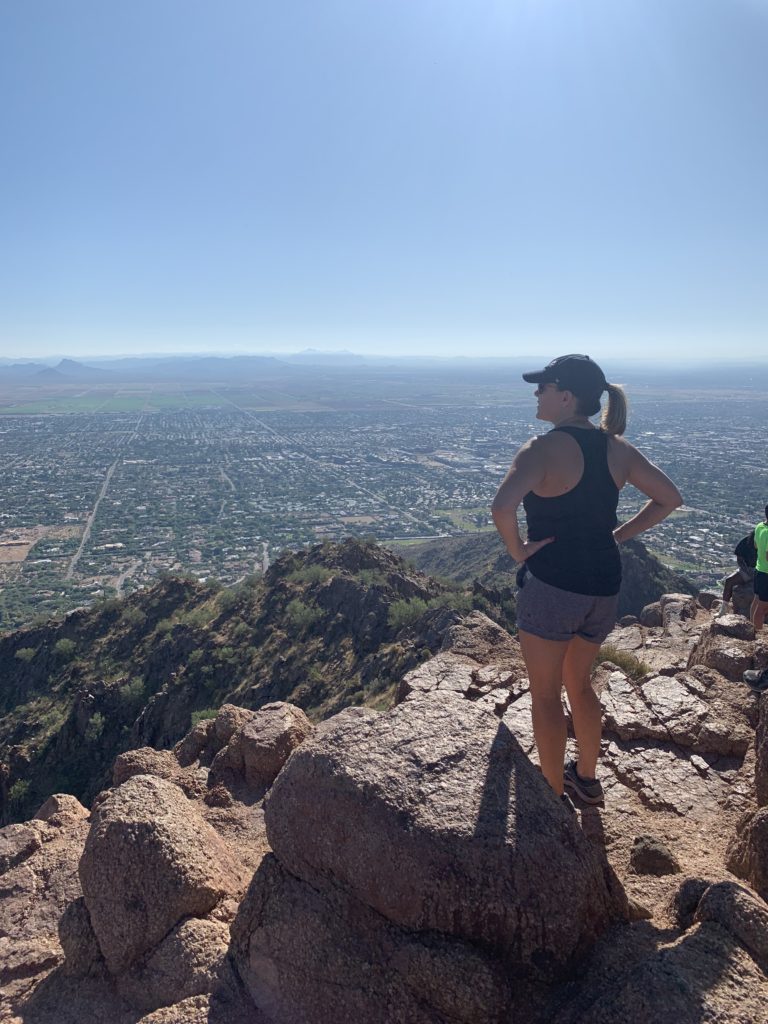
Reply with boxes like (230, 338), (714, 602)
(601, 383), (627, 436)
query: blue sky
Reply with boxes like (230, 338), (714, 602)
(1, 0), (766, 360)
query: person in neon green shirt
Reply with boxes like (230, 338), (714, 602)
(751, 505), (768, 632)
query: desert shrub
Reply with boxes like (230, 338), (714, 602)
(427, 593), (473, 614)
(8, 779), (30, 807)
(308, 663), (325, 684)
(118, 677), (146, 708)
(84, 712), (105, 743)
(287, 565), (333, 584)
(217, 645), (237, 666)
(286, 599), (322, 631)
(596, 644), (650, 680)
(190, 707), (218, 727)
(121, 606), (147, 628)
(388, 598), (428, 630)
(231, 621), (251, 642)
(180, 605), (217, 629)
(216, 588), (240, 613)
(357, 569), (388, 586)
(54, 638), (76, 661)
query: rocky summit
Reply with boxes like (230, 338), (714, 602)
(2, 595), (768, 1022)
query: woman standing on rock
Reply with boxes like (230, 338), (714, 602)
(492, 355), (682, 809)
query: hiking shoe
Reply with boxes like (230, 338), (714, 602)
(564, 759), (604, 804)
(743, 669), (768, 694)
(560, 793), (576, 815)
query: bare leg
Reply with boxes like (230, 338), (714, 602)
(562, 636), (602, 779)
(723, 571), (739, 603)
(753, 599), (768, 632)
(518, 630), (569, 795)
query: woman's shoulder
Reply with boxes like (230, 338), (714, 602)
(605, 432), (636, 456)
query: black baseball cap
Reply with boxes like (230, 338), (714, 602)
(522, 354), (607, 397)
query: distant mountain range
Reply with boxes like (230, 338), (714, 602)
(2, 354), (768, 388)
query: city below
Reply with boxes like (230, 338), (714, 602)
(1, 354), (766, 631)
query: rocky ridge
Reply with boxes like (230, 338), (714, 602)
(0, 540), (466, 825)
(2, 598), (768, 1022)
(398, 532), (697, 625)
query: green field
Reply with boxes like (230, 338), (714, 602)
(0, 390), (234, 415)
(436, 507), (495, 532)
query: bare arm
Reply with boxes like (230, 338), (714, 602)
(491, 438), (555, 562)
(613, 446), (683, 545)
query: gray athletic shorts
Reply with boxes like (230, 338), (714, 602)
(516, 572), (619, 644)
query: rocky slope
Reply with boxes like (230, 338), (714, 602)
(397, 532), (696, 625)
(1, 540), (470, 824)
(2, 597), (767, 1023)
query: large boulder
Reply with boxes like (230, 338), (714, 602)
(694, 881), (768, 964)
(598, 668), (754, 757)
(440, 610), (521, 663)
(79, 775), (245, 973)
(639, 602), (663, 628)
(396, 651), (480, 704)
(0, 808), (90, 1014)
(726, 807), (768, 903)
(174, 705), (257, 769)
(245, 693), (625, 1024)
(33, 793), (90, 826)
(210, 702), (313, 791)
(549, 916), (768, 1024)
(112, 746), (206, 799)
(116, 917), (231, 1013)
(660, 593), (698, 629)
(687, 619), (763, 681)
(231, 853), (515, 1024)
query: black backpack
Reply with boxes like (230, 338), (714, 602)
(735, 531), (757, 568)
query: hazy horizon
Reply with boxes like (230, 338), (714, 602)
(2, 348), (768, 368)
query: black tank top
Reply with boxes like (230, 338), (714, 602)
(523, 426), (621, 596)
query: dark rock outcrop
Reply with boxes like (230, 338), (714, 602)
(628, 835), (681, 876)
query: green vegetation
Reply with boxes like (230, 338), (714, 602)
(389, 592), (473, 629)
(596, 644), (650, 680)
(286, 598), (322, 631)
(121, 606), (147, 628)
(190, 707), (218, 727)
(118, 677), (146, 709)
(14, 647), (37, 663)
(356, 568), (389, 586)
(8, 779), (30, 808)
(436, 507), (496, 533)
(388, 597), (429, 629)
(54, 638), (76, 661)
(287, 565), (333, 584)
(84, 712), (105, 743)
